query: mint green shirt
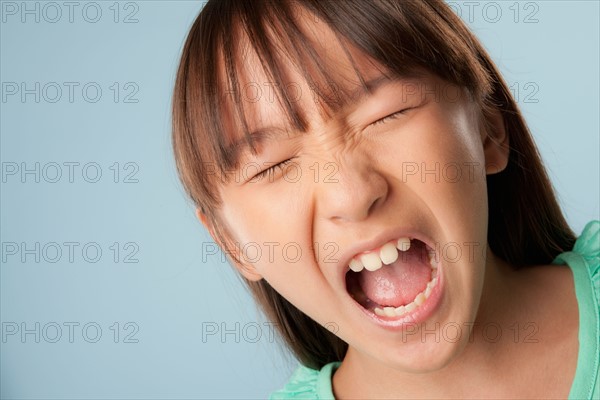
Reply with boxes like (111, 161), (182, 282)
(271, 220), (600, 399)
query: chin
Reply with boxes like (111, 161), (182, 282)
(373, 328), (472, 374)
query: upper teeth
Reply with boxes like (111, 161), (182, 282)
(349, 237), (417, 273)
(380, 242), (399, 265)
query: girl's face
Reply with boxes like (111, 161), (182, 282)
(212, 18), (505, 372)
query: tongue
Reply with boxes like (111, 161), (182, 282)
(358, 241), (432, 308)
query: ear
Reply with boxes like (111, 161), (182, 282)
(482, 108), (509, 175)
(195, 208), (263, 282)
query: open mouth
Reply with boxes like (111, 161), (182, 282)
(345, 237), (440, 318)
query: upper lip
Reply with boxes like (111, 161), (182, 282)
(335, 226), (436, 283)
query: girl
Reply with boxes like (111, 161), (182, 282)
(172, 0), (599, 398)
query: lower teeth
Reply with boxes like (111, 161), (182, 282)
(373, 265), (438, 318)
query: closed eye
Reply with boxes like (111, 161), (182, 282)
(252, 158), (295, 181)
(370, 109), (410, 126)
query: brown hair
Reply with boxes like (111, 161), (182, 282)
(172, 0), (576, 370)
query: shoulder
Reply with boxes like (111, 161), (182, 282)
(551, 220), (600, 400)
(552, 220), (599, 292)
(270, 362), (340, 400)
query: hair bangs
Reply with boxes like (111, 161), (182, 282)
(174, 0), (498, 214)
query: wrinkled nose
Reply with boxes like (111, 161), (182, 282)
(315, 155), (389, 223)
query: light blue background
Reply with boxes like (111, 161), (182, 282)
(1, 1), (598, 398)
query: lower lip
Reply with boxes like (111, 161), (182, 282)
(351, 262), (444, 330)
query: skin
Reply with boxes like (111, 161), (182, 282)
(198, 17), (579, 399)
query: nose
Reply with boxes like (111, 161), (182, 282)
(315, 154), (389, 223)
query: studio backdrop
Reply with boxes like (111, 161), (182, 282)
(1, 1), (599, 398)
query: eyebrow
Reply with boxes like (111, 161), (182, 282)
(347, 74), (393, 104)
(226, 127), (295, 165)
(224, 75), (395, 163)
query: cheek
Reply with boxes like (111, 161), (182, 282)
(416, 105), (489, 238)
(376, 102), (486, 192)
(219, 187), (311, 271)
(375, 101), (489, 269)
(419, 101), (486, 168)
(219, 188), (340, 317)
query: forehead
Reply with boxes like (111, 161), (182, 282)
(218, 11), (391, 147)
